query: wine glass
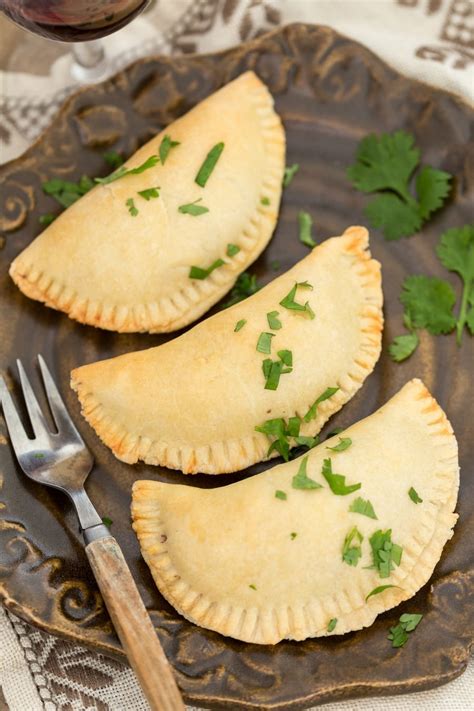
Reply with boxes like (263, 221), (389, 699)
(0, 0), (151, 82)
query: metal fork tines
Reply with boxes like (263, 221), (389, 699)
(0, 355), (104, 534)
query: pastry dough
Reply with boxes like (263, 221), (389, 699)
(10, 72), (285, 333)
(71, 226), (383, 474)
(131, 379), (459, 644)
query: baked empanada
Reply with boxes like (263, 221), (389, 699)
(131, 379), (459, 644)
(10, 71), (284, 333)
(71, 226), (383, 474)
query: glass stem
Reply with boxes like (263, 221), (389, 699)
(71, 40), (107, 83)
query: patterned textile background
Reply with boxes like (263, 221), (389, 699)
(0, 1), (473, 709)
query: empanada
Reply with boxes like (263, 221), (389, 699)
(10, 72), (285, 333)
(71, 226), (383, 474)
(131, 379), (459, 644)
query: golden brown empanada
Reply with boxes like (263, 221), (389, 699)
(71, 226), (383, 474)
(10, 72), (284, 333)
(131, 379), (459, 644)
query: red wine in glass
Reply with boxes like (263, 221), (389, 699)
(0, 0), (150, 41)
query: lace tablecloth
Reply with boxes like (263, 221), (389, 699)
(0, 1), (472, 709)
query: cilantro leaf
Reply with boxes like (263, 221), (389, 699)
(436, 225), (474, 344)
(292, 456), (322, 490)
(95, 155), (159, 185)
(226, 243), (240, 257)
(365, 584), (398, 601)
(298, 211), (317, 248)
(179, 198), (209, 216)
(365, 193), (422, 241)
(304, 387), (339, 423)
(388, 333), (419, 362)
(126, 198), (138, 216)
(277, 350), (292, 367)
(138, 186), (160, 201)
(408, 487), (423, 504)
(327, 618), (337, 632)
(267, 311), (282, 330)
(369, 529), (403, 578)
(195, 142), (224, 187)
(399, 613), (423, 632)
(349, 497), (378, 519)
(42, 175), (94, 208)
(342, 526), (363, 567)
(283, 163), (299, 187)
(388, 613), (423, 648)
(400, 275), (456, 335)
(220, 272), (260, 308)
(159, 135), (180, 165)
(280, 283), (315, 319)
(256, 332), (274, 354)
(416, 166), (452, 220)
(326, 437), (352, 452)
(293, 435), (319, 450)
(275, 490), (287, 500)
(322, 458), (361, 496)
(264, 361), (282, 390)
(189, 259), (225, 280)
(347, 131), (419, 200)
(234, 319), (246, 332)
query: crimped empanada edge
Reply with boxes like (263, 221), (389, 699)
(131, 379), (459, 644)
(71, 227), (384, 474)
(9, 71), (285, 334)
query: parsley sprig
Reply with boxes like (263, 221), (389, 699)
(348, 130), (452, 240)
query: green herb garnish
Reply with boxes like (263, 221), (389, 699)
(436, 225), (474, 344)
(290, 532), (297, 540)
(39, 213), (56, 227)
(261, 196), (270, 206)
(408, 487), (423, 504)
(256, 332), (274, 354)
(220, 272), (260, 308)
(102, 516), (113, 528)
(249, 584), (257, 591)
(195, 142), (224, 187)
(298, 211), (317, 248)
(388, 613), (423, 648)
(138, 186), (160, 200)
(283, 163), (299, 187)
(326, 437), (352, 452)
(322, 458), (361, 496)
(267, 311), (282, 330)
(234, 319), (247, 332)
(179, 198), (209, 216)
(103, 150), (124, 169)
(349, 497), (377, 520)
(263, 360), (282, 390)
(280, 282), (315, 319)
(342, 526), (363, 567)
(347, 130), (452, 240)
(189, 259), (225, 280)
(327, 618), (337, 632)
(293, 435), (318, 449)
(159, 134), (180, 165)
(388, 333), (419, 362)
(226, 243), (241, 257)
(369, 529), (403, 578)
(304, 387), (339, 423)
(42, 175), (94, 208)
(255, 417), (318, 461)
(33, 452), (45, 459)
(95, 155), (159, 185)
(292, 456), (322, 490)
(126, 198), (138, 216)
(277, 350), (292, 367)
(366, 584), (398, 601)
(275, 490), (287, 500)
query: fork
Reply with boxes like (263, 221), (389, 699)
(0, 355), (184, 711)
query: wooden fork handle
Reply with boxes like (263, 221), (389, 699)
(85, 535), (184, 711)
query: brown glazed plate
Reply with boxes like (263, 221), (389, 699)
(0, 23), (473, 710)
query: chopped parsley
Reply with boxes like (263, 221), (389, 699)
(249, 584), (257, 590)
(304, 387), (339, 423)
(342, 526), (363, 567)
(95, 155), (159, 185)
(327, 618), (337, 632)
(283, 163), (299, 187)
(220, 272), (260, 308)
(263, 360), (283, 390)
(322, 458), (361, 496)
(39, 213), (56, 227)
(290, 532), (298, 540)
(349, 497), (377, 520)
(261, 196), (270, 206)
(195, 142), (224, 187)
(347, 130), (452, 240)
(178, 198), (209, 216)
(369, 529), (403, 578)
(255, 417), (318, 461)
(280, 282), (315, 319)
(256, 332), (274, 354)
(226, 243), (240, 257)
(287, 417), (301, 437)
(275, 490), (287, 500)
(267, 310), (282, 330)
(42, 175), (94, 208)
(366, 584), (398, 601)
(293, 435), (319, 449)
(298, 211), (317, 248)
(159, 134), (180, 165)
(189, 259), (225, 280)
(326, 437), (352, 452)
(102, 516), (113, 528)
(408, 487), (423, 504)
(277, 350), (292, 367)
(292, 455), (322, 490)
(388, 613), (423, 648)
(234, 319), (247, 332)
(126, 198), (138, 216)
(138, 186), (160, 200)
(103, 150), (124, 169)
